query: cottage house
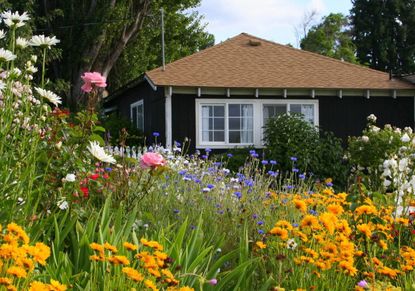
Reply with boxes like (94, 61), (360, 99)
(104, 33), (415, 149)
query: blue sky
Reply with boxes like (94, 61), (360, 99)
(194, 0), (352, 47)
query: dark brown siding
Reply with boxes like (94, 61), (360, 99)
(319, 96), (414, 140)
(105, 81), (165, 145)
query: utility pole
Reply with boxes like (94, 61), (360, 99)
(161, 7), (166, 71)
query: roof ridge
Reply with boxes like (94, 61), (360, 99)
(146, 33), (246, 75)
(241, 32), (390, 78)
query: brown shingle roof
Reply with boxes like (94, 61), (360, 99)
(146, 33), (415, 90)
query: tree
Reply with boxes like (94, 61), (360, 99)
(300, 13), (357, 63)
(351, 0), (415, 74)
(5, 0), (213, 107)
(294, 9), (319, 48)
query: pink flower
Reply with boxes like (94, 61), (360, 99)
(140, 152), (166, 169)
(81, 72), (107, 93)
(207, 279), (217, 286)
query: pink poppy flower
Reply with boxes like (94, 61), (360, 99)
(140, 152), (166, 169)
(81, 72), (107, 93)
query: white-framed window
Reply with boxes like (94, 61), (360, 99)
(196, 99), (319, 148)
(130, 100), (144, 131)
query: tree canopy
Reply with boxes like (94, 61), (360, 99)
(351, 0), (415, 74)
(300, 13), (357, 63)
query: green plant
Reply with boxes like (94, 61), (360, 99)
(101, 113), (145, 146)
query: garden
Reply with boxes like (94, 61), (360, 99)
(0, 10), (414, 291)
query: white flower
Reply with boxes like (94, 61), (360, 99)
(65, 173), (75, 182)
(29, 35), (60, 49)
(26, 65), (38, 74)
(1, 10), (30, 28)
(367, 114), (377, 123)
(0, 29), (6, 39)
(361, 135), (369, 143)
(399, 158), (408, 172)
(16, 37), (29, 48)
(0, 48), (17, 62)
(287, 238), (297, 250)
(401, 133), (410, 142)
(383, 179), (391, 187)
(202, 187), (211, 192)
(87, 141), (116, 164)
(57, 200), (69, 210)
(404, 127), (413, 134)
(370, 125), (380, 133)
(55, 141), (62, 149)
(34, 87), (62, 106)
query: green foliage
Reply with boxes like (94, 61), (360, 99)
(300, 13), (357, 63)
(351, 0), (415, 74)
(263, 114), (348, 188)
(101, 113), (145, 146)
(347, 118), (404, 190)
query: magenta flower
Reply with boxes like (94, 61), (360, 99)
(81, 72), (107, 93)
(207, 278), (217, 286)
(357, 280), (368, 288)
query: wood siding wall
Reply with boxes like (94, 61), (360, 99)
(105, 81), (166, 145)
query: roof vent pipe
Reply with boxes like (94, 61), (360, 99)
(249, 39), (261, 46)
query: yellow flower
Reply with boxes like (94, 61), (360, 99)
(104, 242), (118, 253)
(26, 242), (51, 265)
(154, 251), (168, 261)
(108, 255), (130, 265)
(395, 218), (409, 226)
(90, 242), (105, 253)
(377, 266), (400, 279)
(7, 223), (29, 244)
(327, 204), (344, 216)
(178, 288), (194, 291)
(0, 277), (13, 286)
(357, 223), (372, 238)
(49, 279), (67, 291)
(141, 238), (164, 251)
(256, 241), (267, 249)
(123, 242), (138, 251)
(29, 281), (50, 291)
(148, 268), (161, 278)
(269, 227), (288, 240)
(319, 212), (337, 235)
(378, 240), (388, 250)
(275, 220), (293, 231)
(300, 215), (320, 230)
(339, 260), (357, 276)
(355, 205), (377, 216)
(6, 266), (27, 278)
(90, 254), (105, 262)
(144, 279), (158, 291)
(293, 199), (307, 213)
(122, 267), (144, 282)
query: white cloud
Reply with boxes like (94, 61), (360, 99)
(193, 0), (348, 46)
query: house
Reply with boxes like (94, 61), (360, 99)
(104, 33), (415, 149)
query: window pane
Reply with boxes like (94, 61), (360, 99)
(229, 104), (240, 117)
(301, 105), (314, 124)
(214, 106), (224, 117)
(132, 107), (137, 127)
(241, 104), (253, 117)
(214, 118), (224, 130)
(214, 131), (224, 141)
(202, 106), (211, 118)
(290, 104), (302, 114)
(229, 117), (240, 130)
(240, 130), (253, 143)
(229, 131), (240, 143)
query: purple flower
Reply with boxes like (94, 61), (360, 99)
(270, 160), (277, 165)
(105, 167), (112, 172)
(252, 214), (258, 219)
(202, 155), (208, 159)
(152, 132), (160, 137)
(173, 209), (180, 214)
(257, 221), (264, 225)
(290, 156), (297, 161)
(357, 280), (368, 288)
(249, 149), (256, 155)
(207, 279), (218, 286)
(175, 141), (181, 147)
(299, 173), (306, 179)
(258, 229), (265, 235)
(251, 153), (259, 158)
(292, 223), (299, 228)
(261, 160), (268, 165)
(205, 148), (212, 153)
(268, 170), (277, 177)
(207, 184), (215, 189)
(309, 209), (318, 215)
(178, 170), (187, 176)
(326, 182), (334, 187)
(292, 168), (299, 173)
(234, 191), (242, 199)
(194, 178), (201, 184)
(227, 153), (233, 158)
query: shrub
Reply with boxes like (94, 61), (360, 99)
(263, 113), (348, 188)
(101, 113), (145, 146)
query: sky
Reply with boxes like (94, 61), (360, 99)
(194, 0), (352, 47)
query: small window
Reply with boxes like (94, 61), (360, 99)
(130, 100), (144, 131)
(228, 104), (253, 143)
(263, 104), (287, 126)
(201, 105), (225, 142)
(289, 104), (315, 124)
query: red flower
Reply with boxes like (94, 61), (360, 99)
(80, 187), (89, 198)
(89, 174), (99, 180)
(103, 174), (109, 179)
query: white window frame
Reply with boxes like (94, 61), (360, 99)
(130, 100), (144, 131)
(195, 98), (319, 149)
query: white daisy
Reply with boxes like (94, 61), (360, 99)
(57, 200), (69, 210)
(0, 29), (6, 39)
(0, 48), (17, 62)
(1, 10), (30, 28)
(87, 141), (116, 164)
(29, 35), (60, 49)
(16, 37), (29, 49)
(64, 173), (76, 182)
(34, 87), (62, 106)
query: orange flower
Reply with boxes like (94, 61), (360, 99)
(6, 266), (27, 278)
(122, 267), (144, 282)
(357, 224), (372, 238)
(355, 205), (377, 216)
(293, 199), (307, 213)
(300, 215), (320, 230)
(256, 241), (267, 249)
(103, 242), (118, 253)
(327, 204), (344, 216)
(269, 227), (288, 240)
(123, 242), (138, 251)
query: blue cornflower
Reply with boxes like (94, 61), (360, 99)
(214, 162), (222, 167)
(202, 155), (208, 159)
(290, 156), (297, 161)
(257, 221), (264, 225)
(205, 148), (212, 153)
(292, 168), (299, 173)
(249, 149), (256, 155)
(326, 182), (334, 187)
(234, 191), (242, 199)
(244, 179), (254, 187)
(252, 214), (258, 219)
(152, 132), (160, 137)
(178, 170), (187, 175)
(251, 153), (259, 158)
(309, 209), (318, 215)
(194, 178), (201, 184)
(270, 160), (277, 165)
(258, 230), (265, 235)
(175, 141), (181, 147)
(227, 153), (233, 158)
(105, 167), (112, 172)
(292, 223), (299, 228)
(173, 209), (180, 214)
(207, 184), (215, 189)
(299, 173), (306, 179)
(261, 160), (268, 165)
(268, 170), (276, 177)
